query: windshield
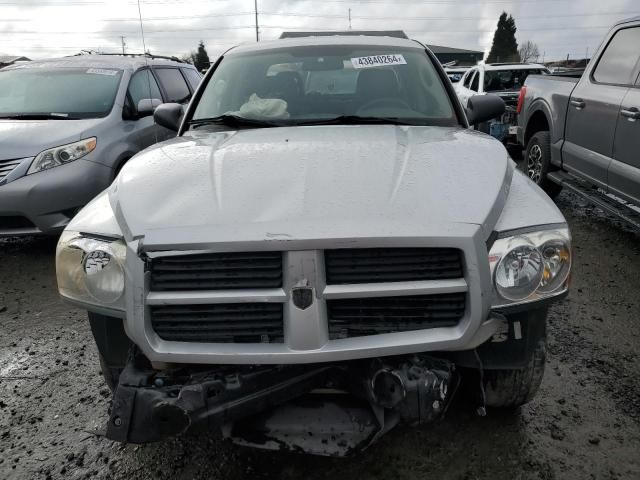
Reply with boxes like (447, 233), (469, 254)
(483, 69), (547, 92)
(192, 45), (457, 127)
(0, 67), (123, 119)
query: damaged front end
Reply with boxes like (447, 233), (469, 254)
(107, 353), (454, 456)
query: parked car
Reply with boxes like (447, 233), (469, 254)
(517, 17), (640, 206)
(455, 63), (549, 146)
(56, 35), (571, 456)
(0, 54), (201, 236)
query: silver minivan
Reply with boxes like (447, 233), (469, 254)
(0, 54), (201, 236)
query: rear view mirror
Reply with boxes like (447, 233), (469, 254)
(137, 98), (162, 118)
(466, 95), (505, 125)
(153, 103), (183, 131)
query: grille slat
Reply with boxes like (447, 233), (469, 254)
(327, 293), (465, 339)
(149, 251), (283, 291)
(0, 158), (23, 181)
(325, 248), (463, 284)
(150, 303), (284, 343)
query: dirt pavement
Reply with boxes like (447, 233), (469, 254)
(1, 191), (639, 480)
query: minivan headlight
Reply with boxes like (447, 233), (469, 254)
(28, 137), (97, 175)
(489, 227), (571, 308)
(56, 231), (126, 312)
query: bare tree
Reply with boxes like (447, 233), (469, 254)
(518, 40), (541, 63)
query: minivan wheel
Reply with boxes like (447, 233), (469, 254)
(525, 131), (562, 198)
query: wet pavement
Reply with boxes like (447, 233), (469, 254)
(1, 191), (639, 480)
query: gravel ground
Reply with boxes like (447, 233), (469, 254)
(1, 191), (639, 480)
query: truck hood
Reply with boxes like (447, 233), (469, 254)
(0, 118), (104, 159)
(112, 125), (512, 247)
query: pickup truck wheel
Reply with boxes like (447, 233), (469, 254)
(525, 131), (562, 198)
(99, 353), (122, 392)
(482, 338), (546, 409)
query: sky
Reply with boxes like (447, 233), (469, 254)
(1, 0), (639, 62)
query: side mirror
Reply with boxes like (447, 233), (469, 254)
(465, 95), (505, 126)
(136, 98), (162, 118)
(153, 103), (183, 132)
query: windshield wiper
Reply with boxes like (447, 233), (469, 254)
(295, 115), (418, 126)
(189, 114), (282, 129)
(0, 113), (75, 120)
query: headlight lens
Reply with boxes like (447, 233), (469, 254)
(56, 231), (126, 311)
(494, 238), (543, 301)
(489, 227), (571, 307)
(28, 137), (97, 175)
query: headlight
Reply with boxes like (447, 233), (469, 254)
(56, 231), (126, 312)
(28, 137), (97, 175)
(489, 227), (571, 308)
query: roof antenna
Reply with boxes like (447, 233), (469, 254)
(137, 0), (158, 144)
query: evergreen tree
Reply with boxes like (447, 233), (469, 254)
(486, 12), (521, 63)
(194, 41), (210, 71)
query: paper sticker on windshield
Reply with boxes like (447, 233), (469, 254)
(351, 54), (406, 69)
(86, 68), (118, 76)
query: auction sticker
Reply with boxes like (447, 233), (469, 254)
(86, 68), (119, 76)
(351, 54), (407, 69)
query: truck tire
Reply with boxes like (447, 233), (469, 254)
(99, 353), (122, 392)
(483, 338), (546, 409)
(525, 131), (563, 199)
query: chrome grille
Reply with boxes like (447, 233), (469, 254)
(0, 158), (24, 183)
(327, 293), (466, 339)
(148, 251), (283, 291)
(324, 248), (463, 284)
(150, 303), (284, 343)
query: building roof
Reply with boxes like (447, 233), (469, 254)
(425, 45), (483, 55)
(280, 30), (409, 39)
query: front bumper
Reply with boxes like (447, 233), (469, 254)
(121, 224), (500, 365)
(0, 159), (113, 236)
(106, 352), (453, 455)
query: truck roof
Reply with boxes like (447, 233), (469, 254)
(227, 35), (424, 56)
(481, 63), (547, 71)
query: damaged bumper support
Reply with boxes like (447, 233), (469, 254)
(107, 354), (453, 456)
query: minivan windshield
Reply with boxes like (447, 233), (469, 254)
(0, 67), (123, 119)
(191, 45), (458, 127)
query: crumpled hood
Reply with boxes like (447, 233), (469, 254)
(0, 118), (103, 159)
(113, 125), (511, 245)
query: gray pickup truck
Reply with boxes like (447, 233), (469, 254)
(518, 17), (640, 208)
(56, 34), (571, 456)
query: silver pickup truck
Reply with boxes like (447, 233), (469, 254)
(518, 17), (640, 207)
(55, 35), (571, 456)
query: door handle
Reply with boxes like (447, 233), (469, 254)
(570, 99), (586, 109)
(621, 107), (640, 120)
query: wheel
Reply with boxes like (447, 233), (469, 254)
(99, 353), (122, 392)
(525, 131), (562, 198)
(482, 338), (546, 409)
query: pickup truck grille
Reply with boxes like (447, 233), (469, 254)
(327, 292), (466, 339)
(324, 248), (463, 284)
(149, 251), (283, 291)
(150, 303), (284, 343)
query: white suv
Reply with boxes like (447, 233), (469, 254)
(455, 63), (549, 145)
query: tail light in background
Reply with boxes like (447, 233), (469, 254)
(516, 86), (527, 114)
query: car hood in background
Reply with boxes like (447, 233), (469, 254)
(112, 125), (512, 247)
(0, 118), (104, 159)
